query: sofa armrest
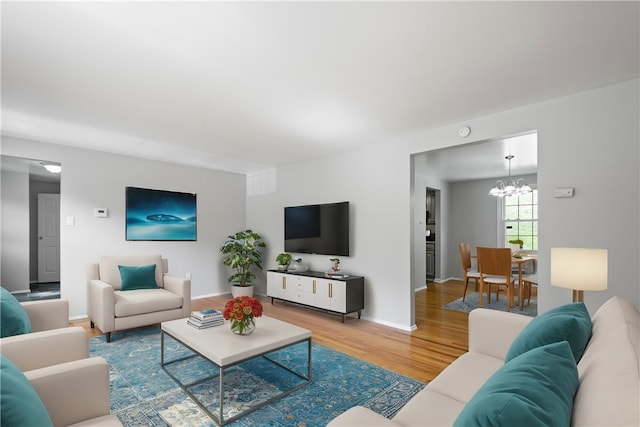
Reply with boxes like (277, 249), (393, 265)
(163, 274), (191, 317)
(468, 308), (532, 360)
(87, 280), (115, 332)
(25, 357), (113, 427)
(21, 299), (69, 332)
(327, 406), (403, 426)
(0, 326), (89, 372)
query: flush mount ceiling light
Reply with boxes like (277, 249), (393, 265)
(488, 155), (531, 198)
(42, 163), (62, 174)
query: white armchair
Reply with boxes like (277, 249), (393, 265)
(87, 255), (191, 342)
(26, 357), (122, 426)
(0, 298), (89, 372)
(21, 298), (70, 331)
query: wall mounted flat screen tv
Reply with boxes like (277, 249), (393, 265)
(284, 201), (349, 256)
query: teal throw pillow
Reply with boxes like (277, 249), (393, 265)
(0, 287), (32, 337)
(118, 264), (158, 291)
(454, 341), (579, 427)
(0, 355), (53, 427)
(506, 302), (591, 363)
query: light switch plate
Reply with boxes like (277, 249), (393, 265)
(554, 187), (574, 198)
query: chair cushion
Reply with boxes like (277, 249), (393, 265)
(506, 302), (591, 363)
(0, 355), (53, 426)
(453, 341), (578, 427)
(118, 264), (158, 291)
(114, 289), (183, 317)
(0, 287), (32, 337)
(466, 269), (481, 278)
(481, 275), (513, 284)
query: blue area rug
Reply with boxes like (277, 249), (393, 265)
(443, 291), (537, 317)
(89, 326), (425, 426)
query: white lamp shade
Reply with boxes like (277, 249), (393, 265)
(550, 248), (608, 291)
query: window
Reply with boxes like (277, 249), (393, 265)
(503, 189), (538, 250)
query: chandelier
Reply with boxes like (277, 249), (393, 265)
(488, 155), (532, 198)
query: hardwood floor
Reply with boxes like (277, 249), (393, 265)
(73, 280), (469, 383)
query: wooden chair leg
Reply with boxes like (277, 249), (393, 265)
(478, 281), (484, 307)
(519, 282), (524, 310)
(462, 278), (469, 301)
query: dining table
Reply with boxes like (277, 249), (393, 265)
(511, 254), (537, 309)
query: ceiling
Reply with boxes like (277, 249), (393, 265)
(1, 2), (638, 176)
(422, 132), (538, 182)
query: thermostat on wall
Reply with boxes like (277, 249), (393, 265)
(94, 208), (108, 218)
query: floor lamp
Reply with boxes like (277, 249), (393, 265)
(550, 248), (608, 302)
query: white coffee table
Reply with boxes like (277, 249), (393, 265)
(161, 316), (312, 426)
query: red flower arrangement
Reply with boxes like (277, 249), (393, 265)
(223, 296), (263, 335)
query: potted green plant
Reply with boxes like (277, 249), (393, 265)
(508, 239), (524, 248)
(508, 239), (524, 257)
(220, 230), (266, 297)
(276, 252), (292, 270)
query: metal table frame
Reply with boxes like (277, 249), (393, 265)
(161, 330), (312, 426)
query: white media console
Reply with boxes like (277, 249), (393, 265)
(266, 270), (364, 323)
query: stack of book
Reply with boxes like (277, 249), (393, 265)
(187, 309), (224, 329)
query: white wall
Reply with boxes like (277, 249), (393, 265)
(1, 137), (247, 318)
(0, 167), (30, 292)
(412, 154), (449, 290)
(248, 140), (413, 330)
(248, 79), (639, 329)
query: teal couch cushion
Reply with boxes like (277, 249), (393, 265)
(454, 341), (579, 427)
(506, 302), (591, 363)
(0, 286), (32, 337)
(0, 355), (53, 427)
(118, 264), (158, 291)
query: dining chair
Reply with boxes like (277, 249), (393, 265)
(459, 243), (485, 303)
(517, 271), (537, 309)
(476, 247), (517, 311)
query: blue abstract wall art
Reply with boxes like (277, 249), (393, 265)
(125, 186), (197, 241)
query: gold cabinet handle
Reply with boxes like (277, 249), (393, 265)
(313, 280), (316, 294)
(282, 277), (286, 289)
(329, 282), (333, 298)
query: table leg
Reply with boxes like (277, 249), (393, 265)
(518, 263), (524, 310)
(160, 331), (165, 366)
(308, 338), (312, 381)
(219, 366), (225, 425)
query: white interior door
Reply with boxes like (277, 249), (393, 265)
(37, 193), (60, 283)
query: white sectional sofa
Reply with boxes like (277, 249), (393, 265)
(328, 296), (639, 426)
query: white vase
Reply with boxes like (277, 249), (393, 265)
(231, 285), (254, 298)
(507, 243), (521, 256)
